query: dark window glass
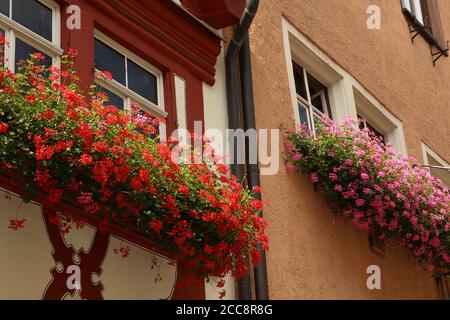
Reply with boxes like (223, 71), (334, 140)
(293, 63), (307, 100)
(358, 114), (385, 143)
(0, 0), (9, 16)
(15, 37), (51, 68)
(0, 28), (4, 53)
(100, 87), (124, 110)
(94, 39), (126, 86)
(12, 0), (52, 41)
(311, 96), (325, 113)
(298, 104), (310, 129)
(307, 73), (329, 114)
(128, 60), (158, 104)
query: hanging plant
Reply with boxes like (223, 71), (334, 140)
(0, 40), (268, 279)
(284, 118), (450, 274)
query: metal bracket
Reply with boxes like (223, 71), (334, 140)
(430, 41), (449, 66)
(408, 23), (427, 43)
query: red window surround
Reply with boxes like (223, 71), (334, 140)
(57, 0), (222, 135)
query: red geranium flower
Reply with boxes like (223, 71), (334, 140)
(9, 218), (26, 231)
(0, 123), (8, 134)
(149, 219), (164, 235)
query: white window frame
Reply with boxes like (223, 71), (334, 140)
(282, 17), (407, 156)
(0, 0), (62, 71)
(421, 143), (450, 186)
(94, 30), (167, 139)
(402, 0), (425, 25)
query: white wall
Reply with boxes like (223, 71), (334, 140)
(202, 46), (237, 300)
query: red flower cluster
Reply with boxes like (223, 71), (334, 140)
(9, 218), (26, 231)
(0, 46), (268, 279)
(113, 245), (131, 259)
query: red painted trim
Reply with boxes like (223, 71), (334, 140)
(185, 74), (205, 134)
(0, 173), (205, 299)
(58, 0), (214, 137)
(60, 3), (95, 94)
(58, 0), (221, 86)
(172, 263), (206, 300)
(181, 0), (246, 29)
(164, 71), (178, 135)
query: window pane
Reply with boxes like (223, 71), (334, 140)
(298, 103), (310, 129)
(307, 73), (328, 110)
(358, 114), (385, 143)
(99, 87), (124, 110)
(12, 0), (52, 41)
(94, 39), (126, 86)
(428, 156), (450, 187)
(0, 28), (4, 53)
(127, 60), (158, 104)
(15, 38), (51, 68)
(293, 63), (307, 100)
(0, 0), (9, 16)
(311, 95), (325, 113)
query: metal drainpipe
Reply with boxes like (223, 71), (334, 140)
(225, 0), (267, 300)
(239, 35), (269, 300)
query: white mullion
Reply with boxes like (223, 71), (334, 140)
(320, 92), (328, 116)
(125, 57), (129, 88)
(303, 69), (316, 132)
(125, 96), (132, 112)
(303, 68), (311, 103)
(9, 0), (12, 18)
(7, 29), (15, 72)
(411, 0), (424, 24)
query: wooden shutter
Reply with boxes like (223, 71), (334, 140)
(425, 0), (447, 48)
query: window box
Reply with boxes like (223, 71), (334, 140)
(285, 118), (450, 274)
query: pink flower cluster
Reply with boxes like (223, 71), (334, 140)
(285, 118), (450, 273)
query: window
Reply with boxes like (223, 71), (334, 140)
(401, 0), (448, 57)
(401, 0), (428, 25)
(0, 0), (61, 71)
(358, 114), (386, 144)
(353, 86), (407, 155)
(94, 31), (166, 138)
(292, 62), (331, 134)
(421, 143), (450, 187)
(368, 232), (385, 257)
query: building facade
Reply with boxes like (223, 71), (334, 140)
(245, 0), (449, 299)
(0, 0), (449, 300)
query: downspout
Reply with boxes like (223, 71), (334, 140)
(239, 35), (269, 300)
(226, 0), (269, 300)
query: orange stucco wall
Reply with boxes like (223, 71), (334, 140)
(246, 0), (449, 299)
